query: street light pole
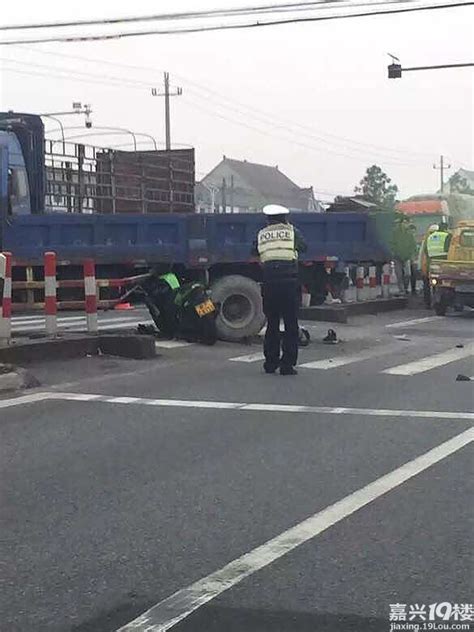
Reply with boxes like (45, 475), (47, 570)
(40, 103), (93, 128)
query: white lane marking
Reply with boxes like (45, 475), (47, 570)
(66, 319), (154, 332)
(385, 316), (439, 329)
(117, 427), (474, 632)
(383, 343), (474, 376)
(155, 340), (193, 349)
(229, 352), (265, 363)
(12, 316), (85, 325)
(47, 392), (474, 421)
(0, 392), (52, 409)
(300, 343), (408, 370)
(12, 316), (145, 332)
(48, 392), (105, 402)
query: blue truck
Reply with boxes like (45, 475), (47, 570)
(0, 111), (390, 340)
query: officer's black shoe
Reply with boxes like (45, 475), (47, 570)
(280, 366), (298, 376)
(264, 362), (278, 374)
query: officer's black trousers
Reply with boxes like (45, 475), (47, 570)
(262, 278), (299, 369)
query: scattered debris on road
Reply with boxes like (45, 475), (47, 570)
(323, 329), (339, 344)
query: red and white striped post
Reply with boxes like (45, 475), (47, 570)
(382, 263), (391, 298)
(83, 259), (98, 333)
(368, 265), (377, 300)
(44, 252), (57, 336)
(0, 252), (12, 342)
(356, 266), (365, 302)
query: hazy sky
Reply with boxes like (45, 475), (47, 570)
(1, 0), (473, 200)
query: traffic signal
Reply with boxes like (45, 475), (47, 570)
(388, 63), (402, 79)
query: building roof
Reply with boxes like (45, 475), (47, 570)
(326, 196), (379, 212)
(202, 157), (316, 210)
(397, 199), (447, 214)
(458, 168), (474, 184)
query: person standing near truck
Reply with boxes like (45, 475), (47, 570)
(426, 221), (450, 260)
(420, 221), (451, 308)
(253, 204), (307, 376)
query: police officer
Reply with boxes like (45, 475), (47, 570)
(254, 204), (307, 376)
(426, 221), (450, 261)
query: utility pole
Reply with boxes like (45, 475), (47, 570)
(151, 72), (182, 150)
(433, 155), (451, 193)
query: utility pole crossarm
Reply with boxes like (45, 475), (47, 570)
(151, 72), (182, 150)
(433, 155), (451, 193)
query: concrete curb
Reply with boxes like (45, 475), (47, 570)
(300, 297), (408, 323)
(0, 364), (41, 394)
(0, 334), (157, 365)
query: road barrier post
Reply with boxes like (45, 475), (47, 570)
(83, 259), (98, 333)
(368, 266), (378, 299)
(0, 252), (12, 342)
(356, 266), (365, 302)
(382, 263), (391, 298)
(44, 252), (58, 336)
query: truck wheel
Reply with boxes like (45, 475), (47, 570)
(211, 275), (265, 341)
(434, 301), (447, 316)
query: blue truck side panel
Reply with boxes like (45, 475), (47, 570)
(1, 211), (390, 265)
(205, 212), (389, 264)
(2, 214), (189, 264)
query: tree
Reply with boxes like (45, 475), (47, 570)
(354, 165), (399, 210)
(391, 214), (417, 262)
(448, 172), (474, 195)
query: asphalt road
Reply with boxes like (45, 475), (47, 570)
(1, 307), (473, 632)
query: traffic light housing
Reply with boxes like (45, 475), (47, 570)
(388, 63), (402, 79)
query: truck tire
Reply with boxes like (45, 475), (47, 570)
(211, 275), (265, 341)
(434, 302), (447, 316)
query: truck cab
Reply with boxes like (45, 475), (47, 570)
(0, 130), (31, 216)
(430, 221), (474, 315)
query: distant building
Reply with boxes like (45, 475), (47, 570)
(448, 168), (474, 194)
(196, 156), (322, 213)
(326, 196), (379, 213)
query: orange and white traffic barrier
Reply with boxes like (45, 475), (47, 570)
(356, 266), (365, 301)
(368, 265), (378, 300)
(301, 285), (311, 308)
(342, 266), (357, 302)
(382, 263), (391, 298)
(83, 259), (98, 333)
(389, 262), (398, 295)
(0, 252), (12, 341)
(44, 252), (57, 336)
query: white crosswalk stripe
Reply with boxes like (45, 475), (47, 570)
(385, 316), (439, 329)
(229, 340), (474, 378)
(299, 343), (410, 370)
(229, 352), (265, 363)
(11, 313), (151, 333)
(155, 340), (193, 349)
(382, 343), (474, 376)
(11, 313), (195, 348)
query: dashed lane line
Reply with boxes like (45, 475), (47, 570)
(116, 426), (474, 631)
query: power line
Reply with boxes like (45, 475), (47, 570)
(0, 61), (420, 164)
(1, 2), (471, 45)
(0, 1), (391, 31)
(0, 52), (438, 160)
(180, 95), (417, 165)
